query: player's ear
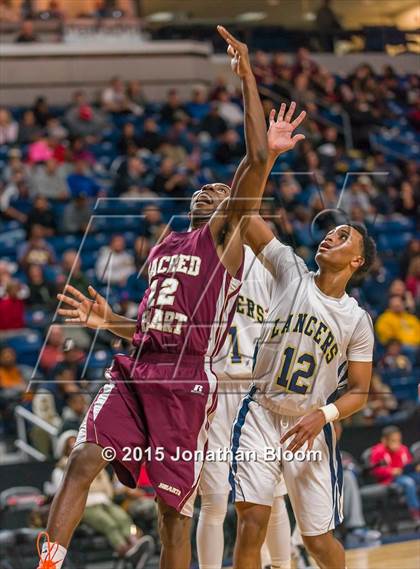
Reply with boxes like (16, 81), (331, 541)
(351, 255), (364, 272)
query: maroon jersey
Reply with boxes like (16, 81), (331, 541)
(131, 223), (243, 358)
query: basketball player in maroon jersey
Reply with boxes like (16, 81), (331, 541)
(37, 27), (306, 569)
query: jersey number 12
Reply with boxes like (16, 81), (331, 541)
(276, 346), (316, 394)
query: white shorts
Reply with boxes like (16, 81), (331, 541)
(200, 382), (286, 498)
(230, 387), (343, 536)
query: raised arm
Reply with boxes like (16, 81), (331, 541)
(210, 27), (306, 275)
(245, 104), (307, 255)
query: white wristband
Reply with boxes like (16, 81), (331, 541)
(319, 403), (340, 423)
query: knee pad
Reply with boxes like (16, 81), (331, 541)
(199, 494), (228, 526)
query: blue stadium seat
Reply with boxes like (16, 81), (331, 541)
(6, 331), (42, 367)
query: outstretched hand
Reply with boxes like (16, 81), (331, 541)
(57, 284), (113, 330)
(217, 25), (252, 78)
(267, 102), (306, 154)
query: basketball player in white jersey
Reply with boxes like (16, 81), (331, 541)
(229, 170), (376, 566)
(197, 246), (291, 569)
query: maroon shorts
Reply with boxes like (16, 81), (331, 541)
(75, 352), (217, 516)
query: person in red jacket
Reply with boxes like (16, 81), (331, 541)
(371, 425), (420, 522)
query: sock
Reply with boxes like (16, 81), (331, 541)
(40, 542), (67, 569)
(264, 496), (291, 569)
(196, 493), (228, 569)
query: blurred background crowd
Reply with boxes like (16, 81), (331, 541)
(0, 47), (419, 451)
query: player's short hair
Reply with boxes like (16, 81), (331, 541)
(348, 222), (376, 277)
(382, 425), (401, 438)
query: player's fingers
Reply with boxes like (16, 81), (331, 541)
(291, 134), (306, 145)
(65, 318), (83, 324)
(88, 285), (106, 305)
(269, 108), (276, 125)
(277, 102), (286, 122)
(57, 293), (80, 309)
(63, 284), (86, 302)
(217, 25), (240, 49)
(291, 109), (306, 128)
(227, 44), (235, 58)
(307, 437), (315, 452)
(57, 308), (79, 318)
(286, 434), (305, 453)
(280, 424), (299, 443)
(285, 101), (296, 123)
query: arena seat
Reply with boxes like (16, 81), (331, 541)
(6, 331), (42, 367)
(0, 487), (44, 530)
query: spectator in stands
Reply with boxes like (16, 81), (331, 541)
(133, 235), (151, 272)
(395, 181), (419, 219)
(58, 249), (90, 295)
(186, 86), (210, 122)
(15, 19), (38, 43)
(375, 295), (420, 348)
(27, 264), (57, 310)
(126, 80), (147, 114)
(0, 346), (27, 392)
(370, 426), (420, 522)
(30, 159), (69, 200)
(309, 181), (337, 216)
(60, 390), (88, 432)
(363, 372), (398, 424)
(0, 279), (27, 332)
(102, 76), (141, 115)
(0, 108), (18, 145)
(0, 261), (13, 297)
(17, 110), (42, 144)
(137, 117), (164, 153)
(46, 117), (68, 141)
(62, 194), (92, 234)
(400, 238), (420, 280)
(215, 128), (245, 165)
(18, 224), (56, 273)
(378, 339), (412, 373)
(26, 195), (56, 238)
(160, 88), (189, 124)
(65, 91), (108, 139)
(340, 179), (373, 217)
(39, 324), (65, 373)
(95, 234), (135, 286)
(389, 278), (416, 313)
(406, 256), (420, 304)
(0, 174), (29, 225)
(141, 204), (167, 243)
(113, 156), (152, 197)
(151, 157), (188, 198)
(0, 346), (27, 435)
(51, 431), (154, 563)
(28, 135), (54, 164)
(199, 102), (227, 138)
(67, 160), (101, 198)
(215, 88), (244, 127)
(32, 96), (53, 128)
(117, 122), (141, 155)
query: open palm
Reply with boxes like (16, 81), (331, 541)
(57, 284), (113, 329)
(267, 102), (306, 154)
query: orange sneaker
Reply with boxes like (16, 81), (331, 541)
(36, 532), (60, 569)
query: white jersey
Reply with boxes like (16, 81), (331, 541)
(212, 246), (272, 382)
(252, 238), (374, 416)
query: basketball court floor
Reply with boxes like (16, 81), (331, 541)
(224, 538), (420, 569)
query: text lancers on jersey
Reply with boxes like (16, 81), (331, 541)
(270, 312), (338, 364)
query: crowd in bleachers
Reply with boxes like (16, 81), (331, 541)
(0, 48), (419, 455)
